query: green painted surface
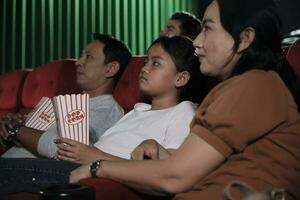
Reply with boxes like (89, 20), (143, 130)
(0, 0), (200, 72)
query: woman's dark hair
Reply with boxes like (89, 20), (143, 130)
(148, 36), (208, 103)
(216, 0), (299, 99)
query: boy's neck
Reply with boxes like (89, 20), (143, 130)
(151, 95), (179, 110)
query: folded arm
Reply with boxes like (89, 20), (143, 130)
(0, 113), (43, 155)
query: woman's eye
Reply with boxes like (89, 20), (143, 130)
(203, 25), (210, 32)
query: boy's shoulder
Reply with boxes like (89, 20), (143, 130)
(175, 101), (197, 112)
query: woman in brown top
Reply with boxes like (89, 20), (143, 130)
(70, 0), (300, 199)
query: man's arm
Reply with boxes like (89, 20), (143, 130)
(14, 126), (44, 155)
(0, 113), (44, 155)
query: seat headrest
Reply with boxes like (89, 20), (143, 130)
(0, 70), (28, 110)
(113, 56), (146, 112)
(21, 59), (81, 109)
(286, 39), (300, 77)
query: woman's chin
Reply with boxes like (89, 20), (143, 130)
(200, 65), (211, 75)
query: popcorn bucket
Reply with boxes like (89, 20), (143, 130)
(53, 94), (89, 144)
(25, 97), (56, 131)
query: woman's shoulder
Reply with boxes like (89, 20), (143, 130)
(202, 70), (288, 107)
(213, 70), (283, 93)
(238, 69), (279, 83)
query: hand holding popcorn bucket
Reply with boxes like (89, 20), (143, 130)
(53, 94), (89, 145)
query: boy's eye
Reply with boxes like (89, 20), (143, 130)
(153, 61), (160, 66)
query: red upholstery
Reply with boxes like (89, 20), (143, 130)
(113, 56), (146, 112)
(80, 178), (144, 200)
(286, 39), (300, 77)
(80, 178), (171, 200)
(19, 59), (81, 114)
(0, 70), (29, 117)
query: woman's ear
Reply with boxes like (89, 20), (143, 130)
(237, 27), (256, 53)
(105, 61), (120, 78)
(175, 71), (190, 87)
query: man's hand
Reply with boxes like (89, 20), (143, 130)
(55, 138), (103, 165)
(69, 164), (91, 183)
(130, 139), (172, 160)
(0, 113), (25, 148)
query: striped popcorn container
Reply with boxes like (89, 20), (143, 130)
(53, 94), (89, 145)
(25, 97), (56, 131)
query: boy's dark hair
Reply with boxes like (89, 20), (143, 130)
(92, 33), (132, 85)
(216, 0), (299, 100)
(149, 36), (208, 103)
(170, 12), (201, 40)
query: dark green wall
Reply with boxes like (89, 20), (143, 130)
(0, 0), (201, 73)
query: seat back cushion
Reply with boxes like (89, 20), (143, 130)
(286, 39), (300, 77)
(19, 59), (81, 114)
(0, 70), (29, 117)
(113, 56), (146, 112)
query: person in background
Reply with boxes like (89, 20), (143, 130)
(160, 11), (201, 40)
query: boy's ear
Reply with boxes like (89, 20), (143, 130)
(105, 61), (120, 78)
(237, 27), (256, 53)
(175, 71), (190, 87)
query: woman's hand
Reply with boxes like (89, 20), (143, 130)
(55, 138), (102, 164)
(69, 164), (91, 183)
(131, 139), (171, 160)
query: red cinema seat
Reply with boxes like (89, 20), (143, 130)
(286, 39), (300, 77)
(0, 70), (29, 118)
(113, 56), (146, 112)
(19, 59), (81, 114)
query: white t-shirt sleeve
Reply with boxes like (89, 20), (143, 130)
(37, 124), (58, 158)
(162, 102), (196, 149)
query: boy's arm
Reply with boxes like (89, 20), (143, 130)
(56, 137), (127, 164)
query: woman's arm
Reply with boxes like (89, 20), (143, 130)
(70, 133), (225, 195)
(130, 139), (173, 160)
